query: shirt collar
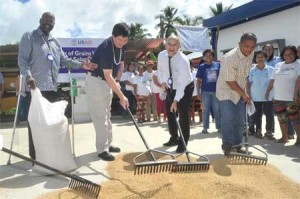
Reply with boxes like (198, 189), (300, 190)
(165, 50), (180, 59)
(37, 27), (54, 40)
(254, 64), (267, 70)
(237, 46), (253, 59)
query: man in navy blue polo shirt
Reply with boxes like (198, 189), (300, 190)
(85, 23), (130, 161)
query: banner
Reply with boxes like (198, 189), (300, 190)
(57, 38), (105, 81)
(175, 26), (210, 52)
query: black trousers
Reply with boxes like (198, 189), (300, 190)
(25, 91), (59, 160)
(166, 82), (194, 147)
(253, 101), (274, 132)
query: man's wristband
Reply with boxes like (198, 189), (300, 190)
(116, 79), (120, 83)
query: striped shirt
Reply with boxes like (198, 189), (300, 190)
(216, 47), (254, 104)
(18, 28), (81, 91)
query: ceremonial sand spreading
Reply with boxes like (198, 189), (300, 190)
(37, 152), (300, 199)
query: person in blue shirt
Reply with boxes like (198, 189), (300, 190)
(263, 44), (295, 139)
(196, 49), (221, 134)
(248, 51), (275, 139)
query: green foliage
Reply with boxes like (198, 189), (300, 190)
(209, 2), (233, 16)
(129, 23), (152, 40)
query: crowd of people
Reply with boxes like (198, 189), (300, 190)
(14, 12), (300, 162)
(118, 35), (300, 156)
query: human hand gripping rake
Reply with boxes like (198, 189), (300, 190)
(0, 135), (101, 198)
(127, 108), (178, 175)
(172, 112), (210, 172)
(227, 102), (268, 165)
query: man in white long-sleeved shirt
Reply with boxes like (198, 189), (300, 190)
(157, 34), (194, 153)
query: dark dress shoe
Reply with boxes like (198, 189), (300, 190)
(163, 138), (178, 146)
(175, 146), (185, 153)
(109, 146), (121, 153)
(98, 151), (115, 161)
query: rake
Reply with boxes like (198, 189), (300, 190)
(127, 108), (178, 175)
(173, 113), (210, 172)
(227, 104), (268, 165)
(0, 135), (101, 198)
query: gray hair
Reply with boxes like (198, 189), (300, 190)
(166, 33), (180, 46)
(240, 32), (257, 43)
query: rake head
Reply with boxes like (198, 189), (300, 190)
(69, 175), (101, 199)
(228, 144), (268, 165)
(173, 162), (210, 172)
(134, 160), (178, 175)
(172, 152), (210, 173)
(133, 150), (178, 175)
(228, 153), (267, 165)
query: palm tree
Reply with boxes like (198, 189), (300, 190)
(129, 23), (152, 40)
(177, 14), (203, 26)
(154, 6), (182, 38)
(209, 2), (233, 16)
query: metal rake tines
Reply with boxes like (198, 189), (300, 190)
(228, 153), (267, 165)
(134, 161), (177, 175)
(173, 162), (210, 172)
(69, 175), (101, 198)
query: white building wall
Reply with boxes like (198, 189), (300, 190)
(217, 6), (300, 58)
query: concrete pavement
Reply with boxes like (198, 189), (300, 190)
(0, 116), (299, 198)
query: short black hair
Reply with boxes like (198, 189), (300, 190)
(112, 23), (130, 37)
(253, 50), (267, 63)
(240, 32), (257, 43)
(203, 49), (215, 57)
(280, 45), (298, 62)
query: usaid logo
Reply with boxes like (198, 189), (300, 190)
(71, 39), (93, 46)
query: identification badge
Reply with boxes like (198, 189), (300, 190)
(167, 77), (173, 85)
(47, 53), (54, 61)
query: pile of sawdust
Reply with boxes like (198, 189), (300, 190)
(37, 152), (300, 199)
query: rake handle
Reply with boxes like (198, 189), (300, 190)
(1, 147), (73, 179)
(173, 113), (191, 162)
(126, 108), (156, 161)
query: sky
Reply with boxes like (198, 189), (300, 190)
(0, 0), (252, 45)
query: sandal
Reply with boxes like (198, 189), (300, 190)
(276, 138), (289, 143)
(265, 132), (276, 140)
(254, 129), (263, 139)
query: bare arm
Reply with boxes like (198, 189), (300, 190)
(246, 81), (251, 99)
(294, 76), (300, 104)
(265, 79), (274, 101)
(226, 81), (250, 103)
(196, 78), (202, 100)
(153, 75), (161, 88)
(103, 69), (128, 108)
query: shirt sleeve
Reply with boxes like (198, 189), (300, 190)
(174, 56), (192, 102)
(157, 53), (166, 84)
(222, 56), (237, 82)
(196, 65), (203, 79)
(18, 32), (33, 79)
(56, 39), (81, 69)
